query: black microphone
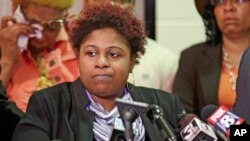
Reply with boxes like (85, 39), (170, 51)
(201, 104), (245, 139)
(115, 98), (148, 141)
(110, 129), (125, 141)
(110, 114), (126, 141)
(146, 104), (177, 141)
(180, 114), (198, 128)
(180, 114), (218, 141)
(200, 105), (230, 141)
(115, 98), (177, 141)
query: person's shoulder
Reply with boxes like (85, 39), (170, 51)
(136, 86), (178, 100)
(143, 38), (178, 62)
(145, 38), (177, 55)
(179, 42), (215, 61)
(31, 82), (73, 101)
(181, 42), (209, 54)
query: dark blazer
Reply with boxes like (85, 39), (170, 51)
(12, 78), (185, 141)
(232, 47), (250, 124)
(0, 81), (24, 141)
(173, 42), (222, 116)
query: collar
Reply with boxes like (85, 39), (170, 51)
(22, 40), (75, 63)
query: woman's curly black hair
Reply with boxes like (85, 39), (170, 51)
(203, 3), (222, 46)
(69, 3), (146, 64)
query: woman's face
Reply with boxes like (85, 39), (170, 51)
(22, 3), (65, 53)
(214, 0), (250, 36)
(78, 28), (135, 98)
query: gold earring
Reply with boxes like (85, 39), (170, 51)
(127, 72), (135, 92)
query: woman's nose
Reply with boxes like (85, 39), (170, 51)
(95, 55), (109, 68)
(223, 0), (236, 12)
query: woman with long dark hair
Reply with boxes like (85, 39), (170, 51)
(173, 0), (250, 116)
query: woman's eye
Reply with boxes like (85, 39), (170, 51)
(109, 52), (119, 57)
(87, 51), (96, 56)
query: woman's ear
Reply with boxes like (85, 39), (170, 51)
(129, 55), (136, 73)
(73, 47), (80, 59)
(129, 65), (134, 73)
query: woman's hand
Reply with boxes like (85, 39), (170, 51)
(0, 16), (33, 87)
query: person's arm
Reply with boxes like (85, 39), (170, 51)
(144, 38), (179, 93)
(172, 49), (197, 115)
(0, 16), (33, 87)
(0, 80), (24, 141)
(0, 80), (23, 117)
(0, 57), (16, 87)
(160, 49), (178, 93)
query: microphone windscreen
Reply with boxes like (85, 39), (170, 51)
(200, 105), (218, 121)
(110, 129), (125, 141)
(180, 114), (198, 128)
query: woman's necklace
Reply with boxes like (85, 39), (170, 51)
(222, 48), (237, 91)
(37, 56), (55, 90)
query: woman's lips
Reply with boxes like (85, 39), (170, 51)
(93, 74), (112, 80)
(223, 17), (238, 24)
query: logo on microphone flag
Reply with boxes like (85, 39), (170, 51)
(180, 118), (217, 141)
(207, 105), (245, 136)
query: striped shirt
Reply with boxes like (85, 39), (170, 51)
(86, 87), (145, 141)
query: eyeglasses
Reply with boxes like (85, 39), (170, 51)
(210, 0), (250, 5)
(20, 5), (66, 31)
(28, 18), (66, 31)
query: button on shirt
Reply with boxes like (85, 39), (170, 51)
(7, 41), (79, 112)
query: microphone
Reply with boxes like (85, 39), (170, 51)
(201, 104), (245, 137)
(115, 98), (148, 141)
(180, 114), (198, 128)
(115, 98), (177, 141)
(201, 105), (230, 141)
(146, 104), (177, 141)
(110, 129), (125, 141)
(180, 114), (218, 141)
(110, 116), (126, 141)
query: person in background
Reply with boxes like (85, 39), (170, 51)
(233, 48), (250, 124)
(173, 0), (250, 116)
(0, 0), (79, 112)
(0, 0), (12, 27)
(12, 3), (185, 141)
(76, 0), (178, 92)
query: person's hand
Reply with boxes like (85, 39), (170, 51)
(0, 16), (33, 87)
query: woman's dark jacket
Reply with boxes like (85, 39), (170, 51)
(173, 42), (222, 116)
(12, 78), (185, 141)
